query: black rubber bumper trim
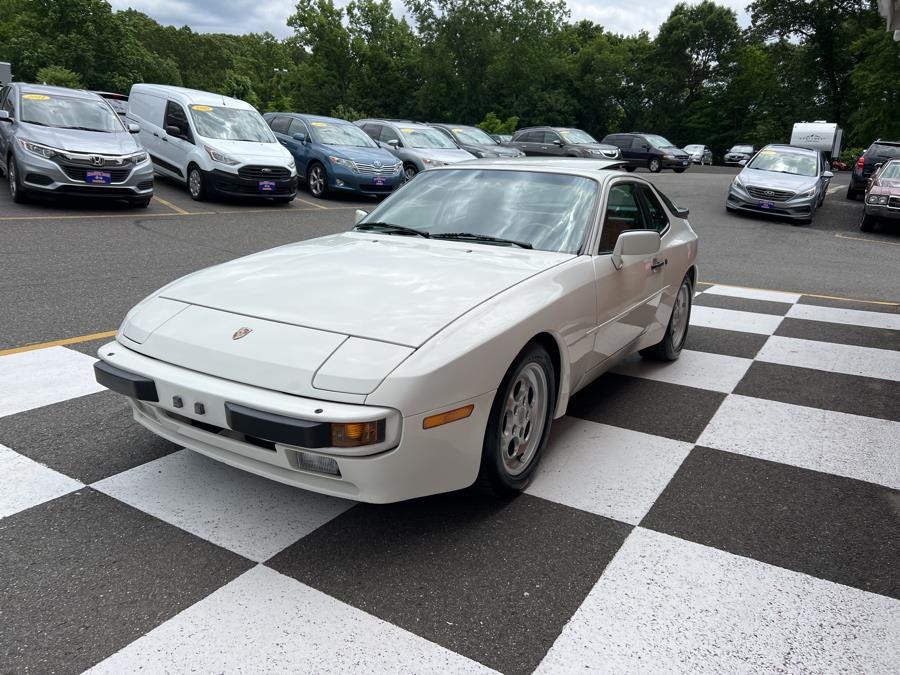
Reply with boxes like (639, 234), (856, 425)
(94, 360), (159, 402)
(225, 402), (331, 448)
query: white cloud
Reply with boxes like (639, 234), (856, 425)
(107, 0), (751, 38)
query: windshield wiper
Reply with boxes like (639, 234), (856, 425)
(432, 232), (533, 249)
(355, 222), (431, 238)
(58, 126), (111, 132)
(22, 120), (51, 126)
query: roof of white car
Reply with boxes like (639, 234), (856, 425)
(438, 157), (629, 179)
(129, 84), (254, 110)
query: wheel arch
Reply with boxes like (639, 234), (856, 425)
(528, 331), (568, 419)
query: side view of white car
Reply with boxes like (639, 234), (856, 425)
(94, 159), (698, 503)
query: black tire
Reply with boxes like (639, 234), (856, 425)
(307, 162), (328, 198)
(674, 168), (686, 173)
(860, 212), (877, 233)
(648, 157), (662, 173)
(477, 342), (557, 497)
(130, 197), (151, 208)
(846, 184), (858, 201)
(624, 166), (636, 173)
(640, 275), (692, 361)
(187, 164), (208, 201)
(403, 163), (418, 182)
(7, 155), (28, 204)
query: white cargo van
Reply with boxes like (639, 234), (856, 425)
(790, 121), (843, 160)
(127, 84), (297, 201)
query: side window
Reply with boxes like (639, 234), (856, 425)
(599, 183), (646, 253)
(288, 118), (309, 138)
(631, 136), (647, 149)
(516, 131), (537, 143)
(379, 125), (401, 145)
(164, 101), (193, 143)
(543, 130), (562, 144)
(637, 185), (669, 233)
(269, 116), (290, 134)
(0, 87), (13, 117)
(360, 123), (380, 140)
(434, 127), (455, 141)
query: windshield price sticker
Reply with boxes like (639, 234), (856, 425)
(23, 94), (50, 100)
(401, 128), (413, 133)
(191, 105), (213, 112)
(311, 121), (327, 127)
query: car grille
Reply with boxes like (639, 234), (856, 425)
(57, 154), (131, 169)
(600, 150), (618, 158)
(238, 165), (292, 180)
(61, 166), (132, 183)
(746, 186), (796, 201)
(355, 162), (399, 176)
(889, 196), (900, 209)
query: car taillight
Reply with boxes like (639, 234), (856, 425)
(856, 155), (865, 171)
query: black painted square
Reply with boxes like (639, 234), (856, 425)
(684, 325), (769, 359)
(693, 293), (792, 316)
(775, 317), (900, 351)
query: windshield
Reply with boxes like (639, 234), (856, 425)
(190, 105), (275, 142)
(645, 134), (676, 149)
(357, 169), (597, 254)
(684, 145), (703, 152)
(560, 129), (598, 144)
(311, 121), (377, 147)
(451, 126), (496, 145)
(748, 148), (818, 177)
(731, 145), (754, 153)
(21, 93), (123, 132)
(871, 144), (900, 160)
(880, 161), (900, 180)
(401, 127), (457, 149)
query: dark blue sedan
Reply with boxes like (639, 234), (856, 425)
(264, 113), (404, 199)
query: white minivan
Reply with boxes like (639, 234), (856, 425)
(127, 84), (297, 202)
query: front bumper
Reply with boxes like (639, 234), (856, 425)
(327, 164), (402, 195)
(94, 342), (492, 503)
(209, 169), (297, 198)
(662, 157), (691, 169)
(726, 183), (816, 219)
(17, 153), (154, 198)
(864, 200), (900, 221)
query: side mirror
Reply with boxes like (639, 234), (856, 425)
(164, 125), (181, 138)
(641, 144), (650, 150)
(738, 159), (747, 166)
(0, 110), (10, 122)
(387, 139), (400, 148)
(674, 206), (689, 218)
(128, 122), (140, 134)
(822, 170), (834, 179)
(292, 132), (306, 142)
(354, 209), (368, 224)
(611, 230), (661, 270)
(490, 134), (501, 143)
(553, 139), (563, 146)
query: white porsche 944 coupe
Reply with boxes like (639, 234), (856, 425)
(95, 159), (698, 503)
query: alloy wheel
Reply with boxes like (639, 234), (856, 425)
(403, 165), (417, 182)
(309, 165), (325, 196)
(670, 281), (690, 349)
(8, 160), (16, 199)
(649, 158), (661, 173)
(499, 362), (549, 477)
(188, 169), (201, 198)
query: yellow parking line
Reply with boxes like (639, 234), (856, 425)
(153, 195), (190, 215)
(698, 281), (899, 307)
(0, 330), (117, 357)
(0, 211), (211, 222)
(293, 196), (330, 209)
(835, 233), (900, 247)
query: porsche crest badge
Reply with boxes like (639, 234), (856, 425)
(232, 327), (253, 340)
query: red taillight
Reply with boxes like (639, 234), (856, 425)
(856, 155), (865, 170)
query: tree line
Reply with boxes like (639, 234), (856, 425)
(1, 0), (897, 160)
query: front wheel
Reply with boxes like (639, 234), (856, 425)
(648, 158), (662, 173)
(403, 163), (418, 182)
(477, 343), (556, 496)
(187, 165), (208, 201)
(8, 156), (27, 204)
(846, 185), (858, 201)
(859, 212), (877, 232)
(307, 163), (328, 198)
(640, 275), (692, 361)
(624, 166), (636, 173)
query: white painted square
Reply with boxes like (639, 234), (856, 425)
(93, 449), (355, 562)
(0, 346), (105, 418)
(698, 394), (900, 490)
(529, 418), (692, 524)
(88, 565), (498, 674)
(536, 528), (900, 674)
(612, 349), (753, 393)
(704, 284), (801, 304)
(690, 305), (784, 335)
(0, 444), (83, 518)
(757, 335), (900, 382)
(787, 303), (900, 331)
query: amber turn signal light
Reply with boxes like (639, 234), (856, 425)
(422, 404), (475, 430)
(331, 420), (385, 447)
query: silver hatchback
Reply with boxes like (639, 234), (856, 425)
(0, 83), (154, 206)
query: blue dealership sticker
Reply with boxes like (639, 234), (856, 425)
(258, 180), (276, 192)
(86, 170), (112, 185)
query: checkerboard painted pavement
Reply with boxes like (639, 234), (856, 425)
(1, 283), (898, 674)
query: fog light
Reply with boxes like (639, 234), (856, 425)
(335, 179), (345, 187)
(295, 451), (341, 477)
(331, 420), (384, 447)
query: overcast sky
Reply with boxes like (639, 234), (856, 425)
(107, 0), (751, 38)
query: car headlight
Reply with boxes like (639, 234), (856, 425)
(128, 151), (148, 164)
(328, 156), (357, 172)
(798, 186), (818, 198)
(392, 162), (402, 174)
(663, 154), (674, 160)
(868, 194), (888, 205)
(17, 138), (57, 159)
(422, 158), (445, 166)
(286, 156), (295, 170)
(732, 175), (745, 189)
(203, 145), (239, 165)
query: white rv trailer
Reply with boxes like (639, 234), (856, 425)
(790, 121), (843, 159)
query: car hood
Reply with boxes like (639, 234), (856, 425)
(321, 144), (398, 164)
(727, 150), (753, 157)
(462, 143), (521, 157)
(198, 138), (292, 165)
(19, 123), (142, 154)
(158, 232), (573, 348)
(660, 147), (689, 157)
(416, 148), (476, 163)
(871, 178), (900, 195)
(738, 167), (817, 190)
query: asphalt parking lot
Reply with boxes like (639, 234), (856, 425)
(1, 165), (898, 673)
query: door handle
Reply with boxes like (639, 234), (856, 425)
(650, 258), (667, 271)
(152, 132), (159, 137)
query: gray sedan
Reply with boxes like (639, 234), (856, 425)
(355, 119), (475, 181)
(0, 83), (153, 206)
(726, 144), (833, 224)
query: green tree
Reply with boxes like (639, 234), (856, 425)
(847, 28), (900, 144)
(476, 111), (519, 135)
(35, 65), (83, 88)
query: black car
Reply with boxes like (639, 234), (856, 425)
(507, 126), (621, 160)
(429, 123), (525, 158)
(847, 139), (900, 200)
(601, 132), (691, 173)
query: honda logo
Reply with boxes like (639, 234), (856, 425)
(90, 155), (104, 166)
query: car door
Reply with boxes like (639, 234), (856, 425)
(0, 86), (14, 159)
(513, 131), (540, 156)
(630, 135), (652, 166)
(591, 180), (667, 364)
(541, 130), (565, 156)
(284, 117), (313, 175)
(159, 100), (194, 179)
